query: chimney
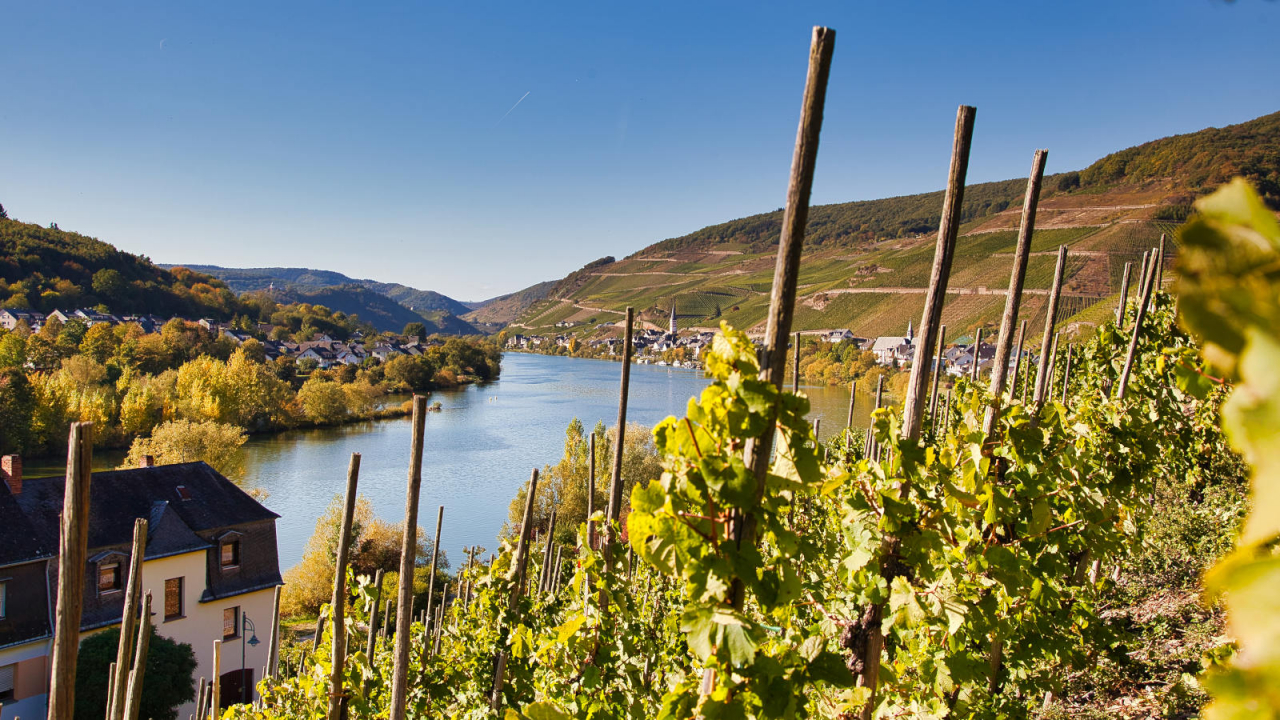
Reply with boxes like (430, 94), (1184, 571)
(1, 454), (21, 495)
(139, 455), (156, 468)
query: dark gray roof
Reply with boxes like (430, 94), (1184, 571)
(11, 462), (279, 558)
(0, 483), (53, 567)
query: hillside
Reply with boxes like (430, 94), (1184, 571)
(0, 217), (240, 318)
(256, 284), (480, 335)
(461, 280), (556, 325)
(178, 265), (474, 316)
(513, 110), (1280, 342)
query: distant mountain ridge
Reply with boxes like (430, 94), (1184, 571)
(174, 265), (473, 315)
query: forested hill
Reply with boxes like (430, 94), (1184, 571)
(177, 265), (473, 316)
(514, 109), (1280, 342)
(0, 217), (240, 318)
(645, 110), (1280, 255)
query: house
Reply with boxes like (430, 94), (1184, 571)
(72, 309), (120, 326)
(0, 309), (45, 331)
(0, 456), (282, 719)
(869, 322), (915, 365)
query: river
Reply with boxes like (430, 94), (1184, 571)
(28, 353), (881, 571)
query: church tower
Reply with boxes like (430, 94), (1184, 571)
(669, 303), (678, 336)
(906, 320), (914, 342)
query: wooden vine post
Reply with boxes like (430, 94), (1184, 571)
(211, 639), (222, 719)
(389, 395), (428, 720)
(1060, 345), (1074, 404)
(423, 505), (445, 639)
(491, 468), (541, 709)
(864, 104), (977, 719)
(846, 379), (857, 428)
(1116, 252), (1159, 399)
(539, 507), (559, 592)
(1156, 233), (1167, 290)
(327, 453), (361, 720)
(586, 432), (596, 549)
(603, 306), (634, 563)
(1116, 260), (1133, 329)
(1032, 246), (1069, 406)
(929, 325), (947, 427)
(970, 328), (983, 383)
(108, 517), (149, 720)
(1007, 319), (1028, 402)
(792, 332), (801, 392)
(728, 23), (834, 617)
(121, 591), (153, 720)
(266, 586), (281, 677)
(983, 148), (1047, 438)
(48, 421), (94, 720)
(366, 568), (384, 658)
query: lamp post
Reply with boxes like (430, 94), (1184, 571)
(240, 611), (261, 705)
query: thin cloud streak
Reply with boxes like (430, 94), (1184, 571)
(495, 91), (531, 126)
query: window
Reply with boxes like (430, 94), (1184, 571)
(0, 581), (6, 619)
(221, 539), (240, 569)
(223, 606), (239, 639)
(98, 562), (121, 594)
(0, 663), (13, 702)
(164, 577), (183, 621)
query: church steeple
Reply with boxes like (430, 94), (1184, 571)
(669, 303), (678, 336)
(906, 320), (914, 342)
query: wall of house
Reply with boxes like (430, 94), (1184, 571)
(138, 551), (277, 717)
(0, 638), (51, 720)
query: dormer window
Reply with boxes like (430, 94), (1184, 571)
(98, 562), (122, 594)
(176, 485), (192, 501)
(221, 538), (240, 569)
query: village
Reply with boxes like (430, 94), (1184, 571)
(0, 307), (442, 370)
(504, 305), (1027, 377)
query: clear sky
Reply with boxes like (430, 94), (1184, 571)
(3, 1), (1278, 301)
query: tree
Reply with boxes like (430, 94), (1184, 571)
(297, 377), (349, 424)
(0, 202), (7, 219)
(281, 494), (443, 617)
(91, 268), (128, 303)
(403, 321), (427, 341)
(74, 624), (197, 720)
(122, 419), (247, 478)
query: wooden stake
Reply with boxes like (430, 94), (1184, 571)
(107, 661), (118, 715)
(122, 592), (152, 720)
(1032, 245), (1068, 406)
(1007, 320), (1028, 403)
(327, 453), (361, 720)
(929, 325), (947, 426)
(970, 328), (983, 383)
(211, 640), (221, 720)
(1060, 345), (1073, 404)
(1116, 252), (1158, 400)
(901, 105), (977, 441)
(865, 101), (983, 704)
(984, 149), (1046, 438)
(366, 568), (383, 658)
(846, 379), (857, 428)
(491, 468), (540, 709)
(1116, 261), (1133, 329)
(109, 518), (148, 720)
(552, 547), (563, 594)
(792, 331), (801, 392)
(312, 609), (326, 653)
(731, 28), (836, 606)
(423, 506), (444, 641)
(389, 395), (428, 720)
(539, 508), (558, 592)
(49, 421), (94, 720)
(1137, 250), (1150, 302)
(195, 678), (207, 720)
(1156, 233), (1167, 292)
(586, 433), (596, 550)
(604, 307), (634, 559)
(1046, 332), (1061, 403)
(266, 586), (281, 678)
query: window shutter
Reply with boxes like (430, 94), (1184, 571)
(0, 664), (14, 694)
(165, 578), (182, 618)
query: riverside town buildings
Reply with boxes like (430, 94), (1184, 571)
(0, 455), (282, 720)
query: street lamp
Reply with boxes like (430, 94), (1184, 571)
(240, 611), (261, 705)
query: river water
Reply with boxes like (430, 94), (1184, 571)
(28, 353), (880, 571)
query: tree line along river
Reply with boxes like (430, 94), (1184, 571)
(25, 352), (880, 570)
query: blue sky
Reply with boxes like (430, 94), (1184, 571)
(3, 1), (1278, 301)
